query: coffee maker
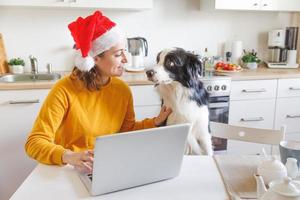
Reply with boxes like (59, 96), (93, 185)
(126, 37), (148, 71)
(267, 27), (299, 68)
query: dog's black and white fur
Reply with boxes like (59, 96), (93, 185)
(146, 48), (213, 155)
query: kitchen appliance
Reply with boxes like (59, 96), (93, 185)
(0, 33), (9, 74)
(126, 37), (148, 72)
(201, 73), (231, 152)
(267, 27), (299, 68)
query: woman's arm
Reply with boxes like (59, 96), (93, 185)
(24, 84), (68, 165)
(120, 93), (172, 132)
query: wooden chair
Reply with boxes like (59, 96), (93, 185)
(210, 122), (286, 155)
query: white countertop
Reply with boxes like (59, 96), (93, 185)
(2, 66), (300, 90)
(10, 156), (229, 200)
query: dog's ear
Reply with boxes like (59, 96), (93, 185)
(164, 48), (187, 68)
(186, 53), (202, 78)
(164, 52), (184, 68)
(156, 51), (162, 64)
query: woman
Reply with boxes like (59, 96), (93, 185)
(25, 11), (172, 174)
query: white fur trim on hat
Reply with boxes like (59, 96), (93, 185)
(74, 27), (124, 72)
(74, 51), (95, 72)
(90, 27), (124, 57)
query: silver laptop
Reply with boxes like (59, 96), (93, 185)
(78, 123), (191, 196)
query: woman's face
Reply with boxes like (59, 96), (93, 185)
(94, 42), (127, 77)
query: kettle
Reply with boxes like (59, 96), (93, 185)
(254, 174), (300, 200)
(127, 37), (148, 69)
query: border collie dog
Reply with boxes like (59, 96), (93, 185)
(146, 48), (213, 156)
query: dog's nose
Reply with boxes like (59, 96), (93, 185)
(146, 69), (155, 78)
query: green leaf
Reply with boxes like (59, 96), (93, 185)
(9, 57), (25, 66)
(241, 50), (260, 63)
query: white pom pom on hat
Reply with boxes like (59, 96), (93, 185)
(74, 52), (95, 72)
(68, 11), (124, 72)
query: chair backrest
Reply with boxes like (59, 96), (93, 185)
(210, 122), (286, 145)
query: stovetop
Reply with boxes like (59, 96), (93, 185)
(200, 71), (231, 97)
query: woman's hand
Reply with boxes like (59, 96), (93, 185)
(62, 150), (94, 174)
(154, 106), (172, 126)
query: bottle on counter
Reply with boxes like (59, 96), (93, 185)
(202, 48), (214, 71)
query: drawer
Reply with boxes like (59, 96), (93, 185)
(230, 80), (277, 100)
(130, 85), (161, 106)
(229, 99), (275, 129)
(275, 97), (300, 133)
(0, 89), (49, 104)
(277, 78), (300, 98)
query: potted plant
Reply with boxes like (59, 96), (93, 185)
(241, 50), (261, 69)
(8, 57), (25, 74)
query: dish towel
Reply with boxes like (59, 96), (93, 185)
(213, 155), (263, 199)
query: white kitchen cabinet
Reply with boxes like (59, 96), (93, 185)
(275, 78), (300, 134)
(275, 97), (300, 133)
(134, 105), (161, 120)
(277, 78), (300, 98)
(214, 0), (278, 11)
(69, 0), (153, 10)
(0, 89), (50, 200)
(130, 85), (161, 120)
(285, 132), (300, 141)
(228, 79), (277, 155)
(214, 0), (300, 11)
(277, 0), (300, 12)
(0, 0), (67, 7)
(0, 0), (153, 10)
(229, 99), (276, 129)
(228, 99), (276, 155)
(230, 79), (277, 101)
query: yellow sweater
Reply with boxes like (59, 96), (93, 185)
(25, 75), (155, 165)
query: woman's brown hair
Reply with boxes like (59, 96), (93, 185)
(71, 53), (104, 91)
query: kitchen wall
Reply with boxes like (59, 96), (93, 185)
(0, 0), (293, 72)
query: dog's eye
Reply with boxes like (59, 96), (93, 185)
(165, 60), (175, 68)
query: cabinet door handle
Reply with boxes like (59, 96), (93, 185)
(286, 115), (300, 119)
(289, 87), (300, 91)
(9, 99), (40, 104)
(240, 117), (264, 122)
(242, 89), (266, 93)
(263, 3), (268, 6)
(253, 3), (258, 6)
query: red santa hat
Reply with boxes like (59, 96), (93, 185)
(68, 11), (123, 71)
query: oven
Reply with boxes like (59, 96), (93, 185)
(209, 96), (229, 151)
(201, 76), (231, 152)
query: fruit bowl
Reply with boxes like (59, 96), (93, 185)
(214, 61), (242, 73)
(215, 68), (243, 73)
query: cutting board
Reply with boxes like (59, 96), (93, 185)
(0, 33), (9, 74)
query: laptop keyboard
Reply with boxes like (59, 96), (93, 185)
(87, 173), (93, 181)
